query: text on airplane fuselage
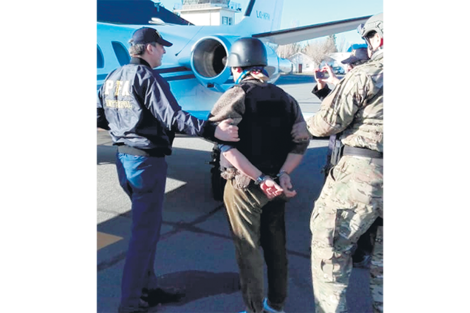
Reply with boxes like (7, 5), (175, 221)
(256, 11), (270, 20)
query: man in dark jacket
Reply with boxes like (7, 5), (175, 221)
(97, 27), (239, 313)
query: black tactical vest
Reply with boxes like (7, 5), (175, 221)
(236, 80), (295, 175)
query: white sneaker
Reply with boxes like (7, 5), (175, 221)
(263, 298), (285, 313)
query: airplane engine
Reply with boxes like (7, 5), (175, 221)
(189, 36), (292, 91)
(190, 35), (237, 93)
(278, 58), (293, 75)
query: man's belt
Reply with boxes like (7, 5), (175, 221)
(117, 145), (165, 158)
(343, 146), (383, 159)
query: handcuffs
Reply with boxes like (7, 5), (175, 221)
(255, 170), (289, 185)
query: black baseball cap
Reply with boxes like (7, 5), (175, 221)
(131, 27), (173, 47)
(341, 48), (369, 65)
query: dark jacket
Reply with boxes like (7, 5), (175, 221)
(311, 84), (332, 101)
(97, 57), (216, 155)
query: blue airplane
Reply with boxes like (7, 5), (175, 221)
(97, 0), (370, 120)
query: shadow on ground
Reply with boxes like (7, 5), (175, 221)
(156, 270), (240, 305)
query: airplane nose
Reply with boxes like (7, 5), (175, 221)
(278, 58), (293, 75)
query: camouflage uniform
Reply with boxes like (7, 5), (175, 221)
(307, 49), (383, 313)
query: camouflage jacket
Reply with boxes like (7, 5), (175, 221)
(307, 49), (384, 152)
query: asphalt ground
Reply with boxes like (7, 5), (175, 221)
(97, 73), (373, 313)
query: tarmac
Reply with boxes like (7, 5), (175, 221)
(97, 74), (373, 313)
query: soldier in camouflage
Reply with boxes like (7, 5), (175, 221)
(306, 13), (384, 313)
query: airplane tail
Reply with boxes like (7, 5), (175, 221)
(236, 0), (285, 34)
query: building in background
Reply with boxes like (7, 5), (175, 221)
(289, 51), (365, 74)
(288, 52), (315, 74)
(173, 0), (241, 26)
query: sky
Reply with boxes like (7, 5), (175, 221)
(154, 0), (383, 50)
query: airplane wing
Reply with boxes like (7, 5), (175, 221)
(253, 16), (371, 45)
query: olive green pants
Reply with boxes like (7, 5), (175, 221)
(224, 179), (288, 313)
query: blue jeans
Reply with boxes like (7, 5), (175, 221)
(115, 152), (168, 310)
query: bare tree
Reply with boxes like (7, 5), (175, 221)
(336, 36), (350, 53)
(328, 34), (338, 53)
(303, 36), (337, 69)
(276, 42), (301, 59)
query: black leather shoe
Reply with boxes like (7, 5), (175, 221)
(141, 287), (184, 306)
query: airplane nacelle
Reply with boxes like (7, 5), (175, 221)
(278, 58), (293, 75)
(189, 35), (237, 93)
(264, 44), (291, 83)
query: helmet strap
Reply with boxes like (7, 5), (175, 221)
(235, 69), (250, 84)
(365, 35), (383, 51)
(365, 37), (373, 51)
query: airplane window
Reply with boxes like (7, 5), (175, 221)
(97, 45), (104, 68)
(112, 41), (130, 66)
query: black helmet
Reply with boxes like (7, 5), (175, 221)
(226, 37), (267, 67)
(361, 13), (383, 39)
